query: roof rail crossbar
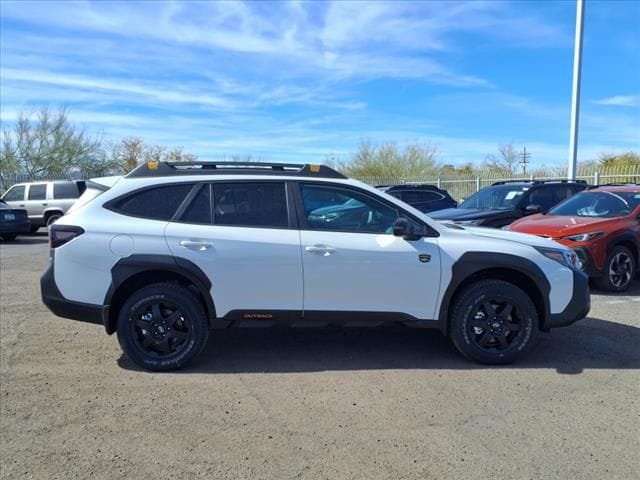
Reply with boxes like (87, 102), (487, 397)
(587, 182), (640, 189)
(127, 161), (347, 179)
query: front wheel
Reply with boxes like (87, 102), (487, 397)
(594, 245), (636, 292)
(117, 283), (209, 371)
(449, 280), (538, 365)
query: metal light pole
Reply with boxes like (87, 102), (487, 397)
(568, 0), (585, 180)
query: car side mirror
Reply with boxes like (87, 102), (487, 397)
(392, 218), (422, 241)
(524, 204), (541, 215)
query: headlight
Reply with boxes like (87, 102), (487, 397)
(455, 219), (483, 226)
(563, 231), (604, 242)
(535, 246), (582, 270)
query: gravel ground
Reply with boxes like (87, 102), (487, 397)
(1, 235), (639, 480)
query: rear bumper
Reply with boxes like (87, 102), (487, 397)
(544, 269), (590, 329)
(0, 221), (31, 234)
(41, 260), (108, 326)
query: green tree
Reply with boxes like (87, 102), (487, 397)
(0, 108), (103, 177)
(598, 151), (640, 167)
(339, 139), (439, 179)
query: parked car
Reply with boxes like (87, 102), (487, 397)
(41, 161), (589, 371)
(1, 180), (86, 231)
(429, 180), (588, 228)
(378, 184), (457, 213)
(507, 184), (640, 292)
(0, 199), (30, 241)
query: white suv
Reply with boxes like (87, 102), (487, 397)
(41, 161), (590, 371)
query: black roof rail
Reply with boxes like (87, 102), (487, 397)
(491, 179), (588, 186)
(384, 183), (443, 191)
(126, 161), (347, 179)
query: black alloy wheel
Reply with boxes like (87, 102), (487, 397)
(117, 283), (209, 371)
(449, 279), (538, 364)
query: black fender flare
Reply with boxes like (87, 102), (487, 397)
(437, 252), (551, 334)
(104, 254), (216, 333)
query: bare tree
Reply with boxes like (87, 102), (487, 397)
(483, 144), (519, 175)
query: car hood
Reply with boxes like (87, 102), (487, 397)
(428, 207), (510, 221)
(458, 225), (562, 249)
(508, 214), (618, 238)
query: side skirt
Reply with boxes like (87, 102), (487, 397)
(213, 310), (439, 329)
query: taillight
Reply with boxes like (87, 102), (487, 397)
(49, 225), (84, 248)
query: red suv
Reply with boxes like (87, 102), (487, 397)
(508, 184), (640, 292)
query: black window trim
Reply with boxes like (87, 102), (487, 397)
(292, 181), (439, 237)
(167, 179), (295, 230)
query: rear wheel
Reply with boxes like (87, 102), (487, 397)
(117, 283), (209, 371)
(46, 213), (62, 227)
(449, 279), (538, 364)
(595, 245), (635, 292)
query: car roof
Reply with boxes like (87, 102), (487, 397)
(586, 184), (640, 193)
(384, 184), (444, 191)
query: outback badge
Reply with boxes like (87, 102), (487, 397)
(418, 254), (431, 263)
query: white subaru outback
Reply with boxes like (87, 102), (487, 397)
(41, 161), (590, 371)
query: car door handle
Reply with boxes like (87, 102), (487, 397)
(305, 244), (336, 255)
(179, 240), (214, 251)
(42, 203), (48, 206)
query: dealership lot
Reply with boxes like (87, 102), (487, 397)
(1, 236), (638, 479)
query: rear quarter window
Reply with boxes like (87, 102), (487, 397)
(110, 184), (193, 220)
(53, 182), (81, 199)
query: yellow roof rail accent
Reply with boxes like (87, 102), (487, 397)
(309, 164), (320, 173)
(147, 160), (159, 170)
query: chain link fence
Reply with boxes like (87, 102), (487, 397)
(355, 164), (640, 202)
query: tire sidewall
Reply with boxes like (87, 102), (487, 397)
(117, 286), (208, 371)
(451, 282), (538, 365)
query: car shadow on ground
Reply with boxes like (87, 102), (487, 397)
(118, 316), (640, 375)
(0, 235), (49, 245)
(589, 280), (640, 297)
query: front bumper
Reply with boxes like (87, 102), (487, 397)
(545, 268), (590, 329)
(41, 259), (108, 326)
(571, 246), (602, 278)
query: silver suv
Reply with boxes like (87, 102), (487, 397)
(1, 180), (86, 231)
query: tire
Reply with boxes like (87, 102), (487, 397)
(46, 213), (62, 227)
(1, 234), (17, 241)
(594, 245), (636, 293)
(449, 279), (538, 365)
(117, 283), (210, 371)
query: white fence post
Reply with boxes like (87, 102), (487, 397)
(437, 177), (441, 189)
(475, 176), (480, 192)
(594, 171), (600, 186)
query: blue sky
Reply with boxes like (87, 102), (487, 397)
(1, 0), (639, 166)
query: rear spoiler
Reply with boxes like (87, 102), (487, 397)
(87, 176), (122, 191)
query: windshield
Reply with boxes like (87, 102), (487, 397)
(549, 191), (640, 218)
(460, 185), (527, 210)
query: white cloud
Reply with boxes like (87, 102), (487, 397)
(592, 95), (640, 107)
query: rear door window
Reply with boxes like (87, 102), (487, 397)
(212, 182), (288, 228)
(399, 190), (442, 204)
(53, 182), (81, 199)
(111, 184), (193, 220)
(28, 184), (47, 201)
(180, 184), (212, 224)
